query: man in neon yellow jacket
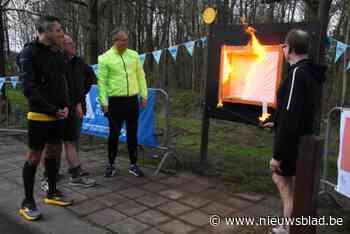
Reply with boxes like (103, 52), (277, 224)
(97, 29), (147, 177)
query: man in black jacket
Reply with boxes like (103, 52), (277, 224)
(263, 29), (326, 234)
(60, 34), (96, 187)
(18, 16), (73, 221)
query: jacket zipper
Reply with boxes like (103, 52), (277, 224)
(120, 55), (129, 96)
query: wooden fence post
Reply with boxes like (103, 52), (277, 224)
(290, 135), (323, 234)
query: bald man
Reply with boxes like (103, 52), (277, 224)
(98, 29), (147, 177)
(263, 29), (326, 234)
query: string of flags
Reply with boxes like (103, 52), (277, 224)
(141, 36), (208, 65)
(0, 76), (19, 90)
(91, 36), (208, 75)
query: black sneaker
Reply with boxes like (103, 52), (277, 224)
(129, 164), (144, 177)
(104, 165), (116, 177)
(78, 168), (90, 177)
(19, 200), (42, 221)
(44, 190), (73, 207)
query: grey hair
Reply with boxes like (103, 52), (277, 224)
(110, 27), (128, 41)
(36, 15), (60, 34)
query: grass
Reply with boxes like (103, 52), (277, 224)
(162, 88), (342, 194)
(6, 84), (27, 111)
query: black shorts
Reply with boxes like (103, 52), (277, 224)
(28, 120), (64, 151)
(62, 111), (81, 142)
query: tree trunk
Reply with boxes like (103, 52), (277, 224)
(87, 0), (98, 64)
(316, 0), (332, 65)
(290, 0), (297, 22)
(341, 18), (349, 106)
(0, 7), (6, 76)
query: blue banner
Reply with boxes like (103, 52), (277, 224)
(152, 50), (162, 64)
(335, 41), (348, 62)
(201, 37), (208, 46)
(140, 54), (146, 66)
(91, 64), (98, 75)
(82, 86), (158, 147)
(184, 41), (195, 56)
(10, 76), (18, 88)
(0, 77), (4, 90)
(168, 46), (178, 61)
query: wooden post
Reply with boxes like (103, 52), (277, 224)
(290, 135), (323, 234)
(200, 104), (210, 164)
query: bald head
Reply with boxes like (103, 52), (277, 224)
(63, 34), (76, 57)
(284, 29), (310, 55)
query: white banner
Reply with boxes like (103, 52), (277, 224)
(336, 108), (350, 198)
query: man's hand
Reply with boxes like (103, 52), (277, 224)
(102, 105), (108, 114)
(76, 103), (83, 119)
(270, 158), (282, 174)
(61, 107), (69, 119)
(141, 98), (147, 108)
(56, 107), (69, 119)
(262, 121), (274, 129)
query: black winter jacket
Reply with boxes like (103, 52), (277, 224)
(18, 40), (69, 116)
(273, 59), (326, 161)
(64, 55), (96, 114)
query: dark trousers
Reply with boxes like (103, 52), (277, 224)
(107, 95), (139, 165)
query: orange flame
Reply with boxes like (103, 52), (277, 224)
(245, 26), (267, 62)
(217, 18), (268, 110)
(258, 113), (271, 122)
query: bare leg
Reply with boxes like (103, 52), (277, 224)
(272, 173), (295, 217)
(64, 141), (81, 169)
